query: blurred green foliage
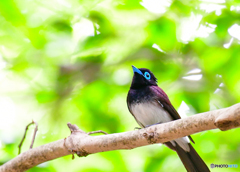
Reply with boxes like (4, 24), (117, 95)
(0, 0), (240, 171)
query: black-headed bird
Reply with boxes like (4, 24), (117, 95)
(127, 66), (210, 172)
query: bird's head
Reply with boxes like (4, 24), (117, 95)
(130, 65), (158, 89)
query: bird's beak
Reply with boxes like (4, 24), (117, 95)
(132, 65), (143, 75)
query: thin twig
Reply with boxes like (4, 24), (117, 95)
(30, 121), (38, 149)
(18, 120), (38, 154)
(18, 121), (34, 154)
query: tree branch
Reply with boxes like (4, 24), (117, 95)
(1, 103), (240, 172)
(18, 120), (38, 154)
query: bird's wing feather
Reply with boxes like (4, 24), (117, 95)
(160, 101), (195, 144)
(151, 86), (195, 143)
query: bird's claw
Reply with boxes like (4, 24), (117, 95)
(145, 122), (161, 128)
(134, 127), (142, 130)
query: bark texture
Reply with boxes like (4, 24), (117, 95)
(1, 103), (240, 172)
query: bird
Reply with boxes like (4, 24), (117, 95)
(127, 65), (210, 172)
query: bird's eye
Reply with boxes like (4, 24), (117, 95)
(144, 72), (151, 80)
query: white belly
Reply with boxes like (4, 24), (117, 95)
(130, 101), (190, 152)
(130, 101), (173, 127)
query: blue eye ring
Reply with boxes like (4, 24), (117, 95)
(144, 72), (151, 80)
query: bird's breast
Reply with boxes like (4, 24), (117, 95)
(130, 101), (173, 128)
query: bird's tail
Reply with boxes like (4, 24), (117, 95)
(175, 143), (210, 172)
(165, 141), (210, 172)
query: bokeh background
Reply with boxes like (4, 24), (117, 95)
(0, 0), (240, 171)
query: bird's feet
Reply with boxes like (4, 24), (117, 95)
(134, 127), (142, 130)
(87, 130), (108, 135)
(145, 122), (161, 128)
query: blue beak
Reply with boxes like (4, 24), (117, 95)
(132, 65), (143, 75)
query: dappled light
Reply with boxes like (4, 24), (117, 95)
(0, 0), (240, 171)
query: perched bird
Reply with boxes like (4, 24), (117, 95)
(127, 66), (210, 172)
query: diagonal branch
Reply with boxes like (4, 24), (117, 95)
(1, 103), (240, 172)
